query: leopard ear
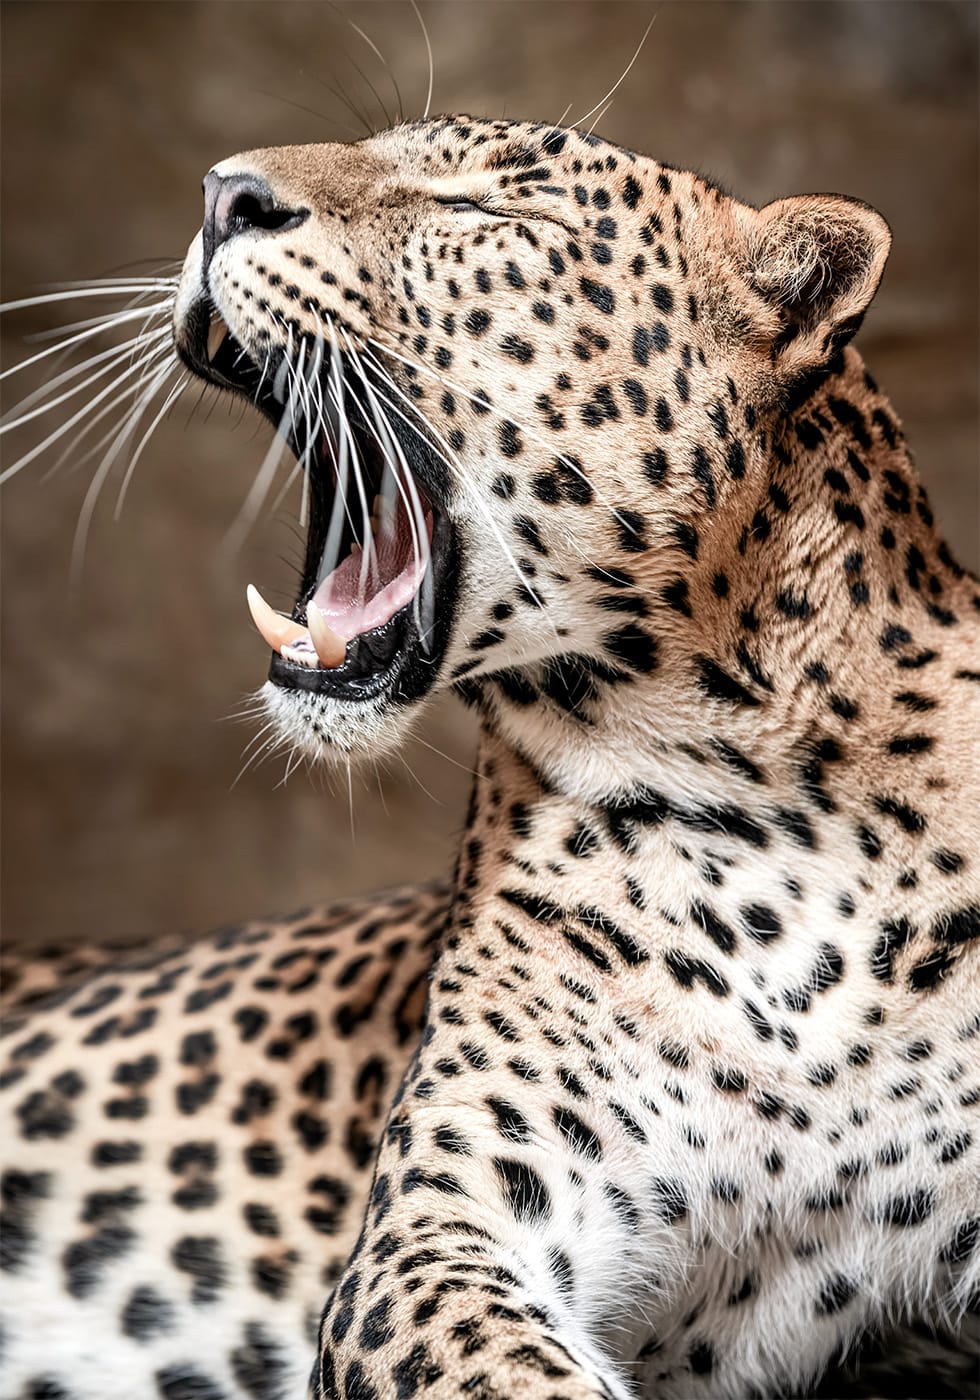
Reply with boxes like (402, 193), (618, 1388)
(736, 194), (891, 375)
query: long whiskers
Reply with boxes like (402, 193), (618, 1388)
(366, 335), (637, 556)
(410, 0), (434, 120)
(573, 13), (656, 128)
(361, 350), (548, 612)
(340, 328), (432, 645)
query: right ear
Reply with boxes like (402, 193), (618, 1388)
(733, 194), (891, 378)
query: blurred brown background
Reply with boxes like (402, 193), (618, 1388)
(2, 0), (977, 949)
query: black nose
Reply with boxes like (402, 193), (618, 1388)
(201, 171), (307, 270)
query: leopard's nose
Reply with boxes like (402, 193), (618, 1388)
(201, 171), (307, 270)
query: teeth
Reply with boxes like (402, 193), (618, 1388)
(247, 584), (307, 652)
(306, 602), (347, 668)
(281, 642), (320, 670)
(247, 585), (347, 670)
(208, 313), (229, 363)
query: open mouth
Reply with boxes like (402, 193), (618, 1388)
(178, 301), (458, 704)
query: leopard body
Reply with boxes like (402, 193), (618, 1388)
(2, 115), (978, 1399)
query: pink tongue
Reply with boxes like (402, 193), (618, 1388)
(310, 504), (431, 642)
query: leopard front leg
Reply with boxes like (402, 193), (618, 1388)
(309, 1098), (639, 1400)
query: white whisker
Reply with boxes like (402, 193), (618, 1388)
(339, 7), (405, 122)
(344, 333), (439, 647)
(573, 14), (655, 127)
(342, 332), (430, 641)
(0, 283), (177, 314)
(0, 328), (171, 436)
(0, 303), (172, 383)
(70, 358), (178, 584)
(366, 335), (628, 549)
(0, 338), (174, 486)
(410, 0), (434, 119)
(360, 346), (550, 616)
(221, 370), (298, 557)
(113, 370), (190, 519)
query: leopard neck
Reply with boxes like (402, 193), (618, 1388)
(477, 345), (977, 826)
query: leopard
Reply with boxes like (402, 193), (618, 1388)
(1, 113), (978, 1400)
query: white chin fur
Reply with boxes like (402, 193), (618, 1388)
(258, 679), (414, 765)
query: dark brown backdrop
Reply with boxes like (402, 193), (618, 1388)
(2, 1), (977, 947)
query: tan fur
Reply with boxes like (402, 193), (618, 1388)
(2, 116), (977, 1400)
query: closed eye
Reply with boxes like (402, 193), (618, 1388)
(434, 197), (506, 217)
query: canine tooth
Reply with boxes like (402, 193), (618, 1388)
(246, 584), (307, 652)
(208, 314), (229, 362)
(306, 603), (347, 668)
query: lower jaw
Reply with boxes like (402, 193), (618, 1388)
(267, 509), (460, 707)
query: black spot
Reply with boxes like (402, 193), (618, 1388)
(741, 904), (782, 943)
(233, 1007), (268, 1043)
(500, 334), (534, 364)
(876, 1188), (934, 1227)
(870, 916), (915, 983)
(651, 284), (674, 314)
(1, 1168), (50, 1272)
(243, 1203), (280, 1238)
(772, 808), (815, 849)
(622, 175), (641, 209)
(91, 1140), (142, 1167)
(499, 420), (521, 458)
(494, 1158), (550, 1222)
(816, 1273), (858, 1315)
(695, 656), (760, 708)
(179, 1032), (215, 1068)
(183, 981), (231, 1014)
(603, 624), (658, 673)
(172, 1235), (225, 1304)
(690, 445), (716, 507)
(933, 905), (980, 945)
(16, 1087), (74, 1140)
(692, 901), (737, 954)
(651, 1177), (687, 1223)
(872, 793), (926, 834)
(121, 1284), (175, 1342)
(155, 1365), (228, 1400)
(664, 950), (729, 998)
(940, 1218), (979, 1264)
(553, 1106), (602, 1159)
(63, 1224), (135, 1298)
(580, 278), (614, 313)
(243, 1142), (282, 1178)
(486, 1097), (532, 1144)
(643, 448), (669, 486)
(230, 1321), (290, 1400)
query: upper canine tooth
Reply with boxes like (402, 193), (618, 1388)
(246, 584), (307, 653)
(208, 313), (229, 363)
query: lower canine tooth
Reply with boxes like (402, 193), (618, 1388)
(306, 603), (347, 668)
(246, 583), (307, 653)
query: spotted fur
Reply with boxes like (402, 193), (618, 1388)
(3, 115), (978, 1399)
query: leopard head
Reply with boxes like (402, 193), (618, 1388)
(173, 116), (889, 774)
